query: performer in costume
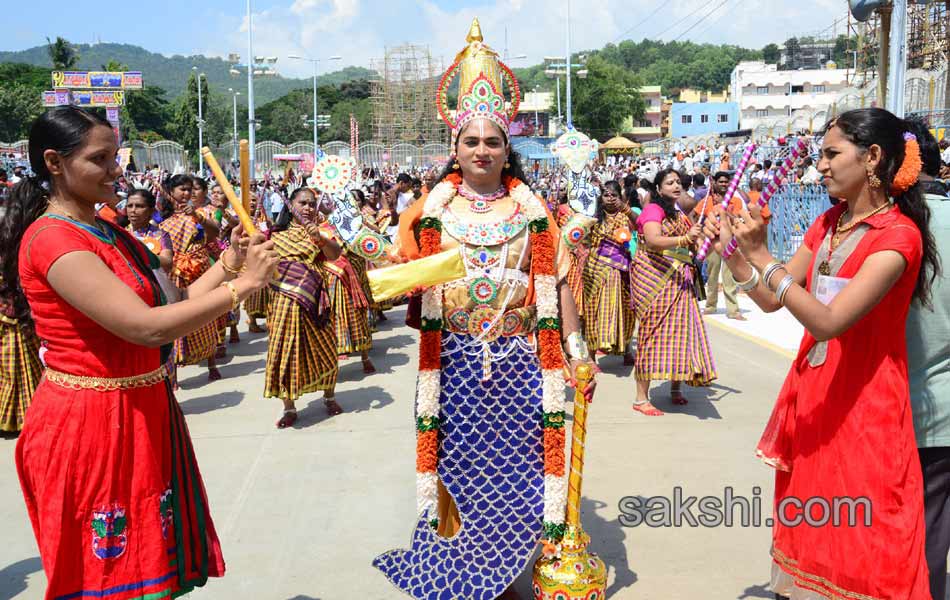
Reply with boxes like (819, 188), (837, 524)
(582, 180), (636, 360)
(0, 276), (43, 434)
(3, 106), (278, 600)
(209, 183), (242, 345)
(704, 108), (936, 600)
(631, 168), (717, 415)
(244, 197), (272, 333)
(265, 187), (344, 428)
(159, 174), (224, 381)
(374, 20), (595, 599)
(322, 243), (376, 371)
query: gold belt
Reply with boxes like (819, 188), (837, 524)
(444, 306), (536, 342)
(44, 364), (170, 391)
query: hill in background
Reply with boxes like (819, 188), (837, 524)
(0, 42), (376, 104)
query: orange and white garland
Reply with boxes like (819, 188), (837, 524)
(414, 172), (568, 548)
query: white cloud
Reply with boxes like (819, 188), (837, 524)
(204, 0), (843, 79)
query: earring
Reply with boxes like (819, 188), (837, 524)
(867, 168), (881, 189)
(504, 161), (511, 169)
(452, 162), (460, 170)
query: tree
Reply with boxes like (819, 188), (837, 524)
(571, 55), (644, 139)
(46, 36), (79, 70)
(126, 85), (172, 140)
(0, 85), (44, 141)
(763, 44), (781, 64)
(168, 73), (209, 162)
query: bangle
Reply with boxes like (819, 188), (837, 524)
(221, 250), (242, 277)
(761, 261), (785, 290)
(735, 267), (760, 292)
(222, 281), (240, 311)
(722, 238), (739, 259)
(564, 331), (590, 361)
(774, 274), (795, 305)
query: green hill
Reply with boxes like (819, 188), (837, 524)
(0, 42), (376, 104)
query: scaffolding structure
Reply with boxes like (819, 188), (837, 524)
(850, 0), (949, 107)
(370, 45), (447, 145)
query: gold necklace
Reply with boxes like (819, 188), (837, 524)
(819, 202), (891, 275)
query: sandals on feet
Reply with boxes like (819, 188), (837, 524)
(726, 312), (747, 321)
(247, 320), (265, 333)
(632, 401), (664, 416)
(276, 410), (297, 429)
(208, 368), (222, 382)
(362, 359), (377, 374)
(324, 398), (343, 416)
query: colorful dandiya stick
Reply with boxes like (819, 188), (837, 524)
(760, 137), (809, 207)
(721, 137), (808, 259)
(239, 140), (250, 213)
(201, 147), (257, 236)
(533, 364), (607, 599)
(696, 143), (756, 261)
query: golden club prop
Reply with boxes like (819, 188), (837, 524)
(533, 364), (608, 599)
(239, 140), (251, 214)
(200, 146), (258, 236)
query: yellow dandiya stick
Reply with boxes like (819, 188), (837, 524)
(566, 363), (593, 526)
(367, 248), (466, 303)
(239, 140), (250, 214)
(201, 147), (258, 236)
(532, 363), (606, 599)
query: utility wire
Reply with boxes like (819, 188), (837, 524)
(612, 0), (668, 43)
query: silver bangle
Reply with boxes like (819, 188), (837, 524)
(761, 261), (785, 290)
(775, 274), (795, 305)
(735, 268), (760, 292)
(565, 331), (590, 361)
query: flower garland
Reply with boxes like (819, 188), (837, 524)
(414, 171), (568, 550)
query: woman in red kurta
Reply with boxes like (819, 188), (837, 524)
(1, 106), (277, 600)
(703, 108), (940, 599)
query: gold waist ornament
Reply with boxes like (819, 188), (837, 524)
(44, 364), (171, 391)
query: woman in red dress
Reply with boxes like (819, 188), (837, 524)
(0, 106), (277, 600)
(704, 108), (940, 599)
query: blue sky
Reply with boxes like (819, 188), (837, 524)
(7, 0), (844, 78)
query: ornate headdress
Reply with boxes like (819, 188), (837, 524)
(437, 18), (521, 145)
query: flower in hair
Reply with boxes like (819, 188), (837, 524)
(890, 132), (922, 195)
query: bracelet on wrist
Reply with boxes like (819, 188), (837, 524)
(564, 331), (590, 361)
(222, 280), (240, 311)
(735, 267), (760, 292)
(775, 274), (795, 305)
(761, 261), (785, 290)
(221, 251), (243, 277)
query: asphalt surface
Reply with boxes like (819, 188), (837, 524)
(1, 307), (791, 600)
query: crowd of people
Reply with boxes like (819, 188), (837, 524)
(3, 20), (950, 600)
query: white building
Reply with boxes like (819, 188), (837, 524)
(730, 61), (850, 131)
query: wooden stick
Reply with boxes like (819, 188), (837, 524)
(201, 147), (258, 236)
(239, 140), (250, 213)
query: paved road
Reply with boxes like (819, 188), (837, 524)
(0, 308), (790, 600)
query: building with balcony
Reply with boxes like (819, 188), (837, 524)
(670, 102), (740, 138)
(628, 85), (663, 141)
(730, 61), (850, 131)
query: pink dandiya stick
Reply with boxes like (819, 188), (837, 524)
(759, 137), (808, 207)
(696, 143), (757, 261)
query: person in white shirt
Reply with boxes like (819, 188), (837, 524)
(800, 156), (821, 184)
(268, 184), (284, 220)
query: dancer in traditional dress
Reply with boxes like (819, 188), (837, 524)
(704, 108), (937, 600)
(374, 20), (594, 599)
(631, 168), (716, 415)
(2, 106), (277, 600)
(159, 174), (224, 381)
(244, 196), (272, 333)
(582, 180), (636, 362)
(210, 183), (242, 344)
(0, 277), (42, 435)
(265, 187), (344, 428)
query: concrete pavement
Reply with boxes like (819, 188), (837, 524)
(0, 307), (792, 600)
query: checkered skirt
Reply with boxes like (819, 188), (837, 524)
(0, 317), (43, 432)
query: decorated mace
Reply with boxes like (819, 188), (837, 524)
(532, 364), (608, 599)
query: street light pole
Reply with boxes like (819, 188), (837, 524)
(229, 88), (240, 163)
(289, 54), (342, 153)
(565, 0), (573, 129)
(193, 67), (205, 174)
(246, 0), (256, 179)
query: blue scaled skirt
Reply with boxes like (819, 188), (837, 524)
(374, 333), (545, 599)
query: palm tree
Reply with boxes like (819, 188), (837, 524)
(46, 37), (79, 70)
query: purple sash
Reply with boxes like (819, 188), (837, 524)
(269, 260), (331, 327)
(595, 238), (631, 271)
